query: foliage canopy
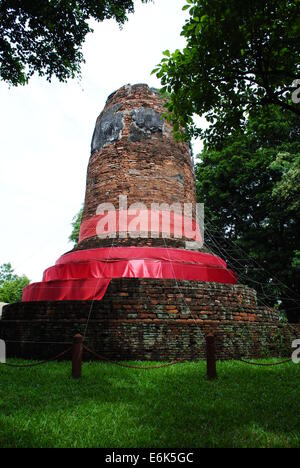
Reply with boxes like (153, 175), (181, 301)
(0, 263), (30, 303)
(69, 206), (83, 246)
(154, 0), (300, 146)
(0, 0), (151, 85)
(196, 107), (300, 321)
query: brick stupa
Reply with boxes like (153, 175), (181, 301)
(1, 84), (298, 360)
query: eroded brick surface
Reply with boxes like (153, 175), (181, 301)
(1, 279), (298, 360)
(81, 84), (196, 249)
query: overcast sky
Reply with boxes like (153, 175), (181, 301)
(0, 0), (203, 282)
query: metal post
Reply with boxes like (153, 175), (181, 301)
(72, 333), (83, 379)
(206, 333), (217, 380)
(0, 339), (6, 364)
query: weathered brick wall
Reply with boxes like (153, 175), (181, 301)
(73, 235), (203, 252)
(80, 84), (197, 250)
(1, 279), (299, 360)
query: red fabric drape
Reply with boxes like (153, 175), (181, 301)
(56, 247), (226, 268)
(22, 278), (110, 302)
(43, 259), (236, 283)
(79, 210), (202, 243)
(22, 247), (237, 302)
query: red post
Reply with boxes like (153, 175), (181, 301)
(72, 334), (83, 379)
(206, 333), (217, 380)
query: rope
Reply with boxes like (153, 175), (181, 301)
(204, 211), (300, 304)
(223, 325), (294, 366)
(82, 238), (115, 342)
(237, 357), (292, 366)
(203, 221), (278, 312)
(84, 344), (292, 368)
(83, 344), (187, 369)
(0, 346), (72, 368)
(162, 236), (206, 339)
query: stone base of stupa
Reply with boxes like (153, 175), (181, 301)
(1, 279), (298, 360)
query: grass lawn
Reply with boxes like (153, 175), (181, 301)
(0, 358), (299, 448)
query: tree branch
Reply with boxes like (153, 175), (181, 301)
(263, 96), (300, 115)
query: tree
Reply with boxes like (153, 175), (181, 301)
(271, 153), (300, 281)
(271, 151), (300, 211)
(0, 263), (30, 303)
(0, 0), (151, 86)
(196, 106), (300, 322)
(0, 262), (17, 285)
(153, 0), (300, 146)
(69, 206), (83, 245)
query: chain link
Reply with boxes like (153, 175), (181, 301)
(83, 344), (187, 369)
(1, 346), (72, 368)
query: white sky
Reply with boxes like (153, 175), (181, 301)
(0, 0), (203, 282)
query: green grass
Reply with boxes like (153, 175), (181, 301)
(0, 359), (299, 448)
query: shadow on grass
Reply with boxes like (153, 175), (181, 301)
(0, 360), (299, 447)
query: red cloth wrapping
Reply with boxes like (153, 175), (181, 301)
(22, 247), (237, 302)
(22, 278), (110, 302)
(79, 210), (202, 243)
(56, 247), (226, 268)
(43, 259), (235, 283)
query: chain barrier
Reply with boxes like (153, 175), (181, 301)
(223, 325), (294, 367)
(1, 346), (72, 368)
(83, 344), (187, 369)
(0, 342), (293, 370)
(237, 357), (292, 366)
